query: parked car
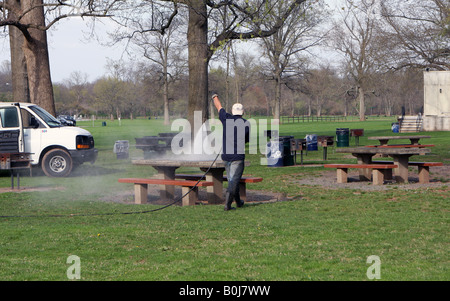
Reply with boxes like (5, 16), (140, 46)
(57, 115), (77, 126)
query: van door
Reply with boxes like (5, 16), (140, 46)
(21, 107), (43, 163)
(0, 105), (24, 153)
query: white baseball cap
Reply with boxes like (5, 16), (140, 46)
(232, 103), (244, 115)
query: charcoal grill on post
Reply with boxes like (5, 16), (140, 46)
(0, 129), (32, 189)
(350, 129), (364, 146)
(0, 152), (32, 189)
(317, 136), (334, 161)
(291, 139), (306, 165)
(135, 133), (177, 159)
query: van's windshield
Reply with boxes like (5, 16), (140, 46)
(29, 105), (61, 128)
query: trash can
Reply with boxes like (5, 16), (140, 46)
(391, 122), (399, 133)
(267, 140), (284, 167)
(102, 121), (107, 126)
(280, 136), (294, 166)
(114, 140), (129, 159)
(267, 136), (294, 167)
(336, 128), (350, 147)
(306, 134), (318, 151)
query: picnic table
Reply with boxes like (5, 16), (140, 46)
(335, 147), (431, 183)
(132, 158), (250, 204)
(368, 135), (431, 146)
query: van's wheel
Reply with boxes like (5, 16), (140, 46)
(42, 149), (73, 177)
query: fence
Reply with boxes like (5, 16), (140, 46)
(281, 116), (348, 123)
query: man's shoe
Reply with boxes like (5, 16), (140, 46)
(236, 200), (244, 208)
(224, 192), (235, 211)
(224, 206), (236, 211)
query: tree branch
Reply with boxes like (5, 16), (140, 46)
(208, 0), (307, 59)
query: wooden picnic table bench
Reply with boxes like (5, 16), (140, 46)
(118, 178), (214, 206)
(324, 163), (398, 185)
(335, 147), (431, 183)
(132, 159), (250, 205)
(175, 174), (263, 201)
(372, 160), (443, 183)
(368, 135), (431, 146)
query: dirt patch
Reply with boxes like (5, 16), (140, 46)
(101, 188), (287, 206)
(291, 164), (450, 191)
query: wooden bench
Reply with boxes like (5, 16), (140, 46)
(372, 161), (443, 183)
(324, 164), (397, 185)
(175, 174), (263, 201)
(118, 178), (214, 206)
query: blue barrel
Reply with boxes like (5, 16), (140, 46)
(267, 140), (284, 167)
(306, 134), (318, 151)
(391, 123), (399, 133)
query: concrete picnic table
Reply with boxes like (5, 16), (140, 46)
(132, 158), (250, 204)
(368, 135), (431, 146)
(335, 147), (431, 183)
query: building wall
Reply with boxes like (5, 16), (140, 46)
(423, 71), (450, 131)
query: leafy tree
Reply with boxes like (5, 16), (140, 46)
(93, 76), (128, 120)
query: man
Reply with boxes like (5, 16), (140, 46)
(212, 94), (250, 211)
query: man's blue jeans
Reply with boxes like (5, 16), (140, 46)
(224, 160), (245, 205)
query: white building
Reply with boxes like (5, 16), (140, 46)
(423, 71), (450, 131)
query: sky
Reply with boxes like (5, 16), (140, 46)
(0, 17), (128, 83)
(46, 18), (128, 83)
(0, 0), (343, 84)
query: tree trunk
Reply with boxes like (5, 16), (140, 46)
(357, 86), (365, 121)
(225, 44), (231, 113)
(8, 0), (30, 103)
(316, 97), (322, 117)
(21, 0), (56, 116)
(231, 45), (240, 104)
(274, 74), (281, 120)
(344, 98), (348, 117)
(187, 0), (209, 128)
(163, 70), (170, 126)
(308, 99), (312, 117)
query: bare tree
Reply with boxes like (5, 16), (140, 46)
(259, 0), (327, 119)
(64, 71), (90, 115)
(302, 66), (341, 117)
(128, 17), (187, 125)
(380, 0), (450, 71)
(1, 0), (112, 115)
(108, 0), (309, 126)
(333, 0), (384, 121)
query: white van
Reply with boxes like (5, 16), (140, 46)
(0, 102), (97, 177)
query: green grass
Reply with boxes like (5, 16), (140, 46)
(0, 117), (448, 281)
